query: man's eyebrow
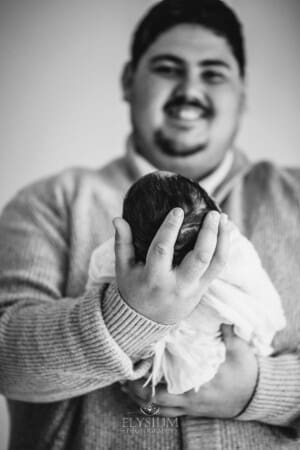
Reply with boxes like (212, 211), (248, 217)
(200, 59), (231, 70)
(149, 55), (184, 65)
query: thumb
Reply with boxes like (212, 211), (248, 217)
(113, 217), (135, 274)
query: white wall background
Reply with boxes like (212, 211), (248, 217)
(0, 0), (300, 448)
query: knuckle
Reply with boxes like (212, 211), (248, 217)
(165, 216), (179, 228)
(153, 242), (168, 256)
(194, 250), (212, 265)
(143, 270), (153, 285)
(143, 270), (163, 292)
(214, 252), (228, 268)
(160, 221), (177, 236)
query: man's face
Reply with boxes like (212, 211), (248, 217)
(123, 24), (245, 180)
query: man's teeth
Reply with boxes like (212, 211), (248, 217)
(170, 107), (203, 121)
(178, 109), (200, 120)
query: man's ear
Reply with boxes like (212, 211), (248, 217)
(121, 62), (134, 102)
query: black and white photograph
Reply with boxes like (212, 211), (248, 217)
(0, 1), (300, 449)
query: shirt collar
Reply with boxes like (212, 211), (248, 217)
(126, 135), (234, 196)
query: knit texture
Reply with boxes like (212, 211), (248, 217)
(1, 153), (300, 449)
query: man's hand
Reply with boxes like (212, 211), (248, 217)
(121, 325), (258, 418)
(113, 209), (230, 324)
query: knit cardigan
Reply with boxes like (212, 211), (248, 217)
(1, 151), (300, 450)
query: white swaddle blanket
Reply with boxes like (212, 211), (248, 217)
(87, 222), (286, 394)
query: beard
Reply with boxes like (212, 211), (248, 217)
(154, 130), (207, 158)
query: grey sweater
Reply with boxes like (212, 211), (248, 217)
(1, 151), (300, 449)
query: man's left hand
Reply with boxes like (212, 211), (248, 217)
(122, 325), (258, 418)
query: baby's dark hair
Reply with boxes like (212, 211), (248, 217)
(122, 171), (220, 267)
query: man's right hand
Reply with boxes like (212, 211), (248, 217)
(113, 209), (230, 325)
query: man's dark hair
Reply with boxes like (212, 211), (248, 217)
(130, 0), (246, 78)
(122, 171), (220, 267)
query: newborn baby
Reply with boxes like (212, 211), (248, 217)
(87, 171), (286, 394)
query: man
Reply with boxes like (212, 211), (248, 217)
(0, 0), (300, 449)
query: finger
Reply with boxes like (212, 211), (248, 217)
(179, 211), (220, 283)
(156, 407), (184, 417)
(125, 388), (149, 408)
(125, 379), (152, 403)
(146, 208), (184, 275)
(113, 217), (135, 274)
(221, 323), (247, 352)
(129, 392), (184, 417)
(152, 385), (185, 408)
(200, 213), (230, 285)
(221, 324), (235, 342)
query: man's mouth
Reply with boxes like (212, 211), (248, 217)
(166, 105), (205, 121)
(164, 99), (212, 123)
(156, 98), (212, 157)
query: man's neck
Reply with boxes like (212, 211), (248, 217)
(199, 152), (234, 195)
(126, 136), (234, 196)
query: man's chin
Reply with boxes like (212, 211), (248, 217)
(155, 132), (207, 158)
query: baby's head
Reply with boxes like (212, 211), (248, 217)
(122, 171), (220, 266)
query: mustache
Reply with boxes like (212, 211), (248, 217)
(164, 95), (213, 116)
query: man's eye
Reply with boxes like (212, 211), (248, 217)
(202, 71), (226, 84)
(152, 65), (181, 77)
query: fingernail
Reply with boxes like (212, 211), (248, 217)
(173, 207), (183, 217)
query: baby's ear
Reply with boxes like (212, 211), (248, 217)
(121, 62), (134, 102)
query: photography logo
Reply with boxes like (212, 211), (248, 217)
(120, 409), (179, 434)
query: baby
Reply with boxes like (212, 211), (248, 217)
(87, 171), (286, 394)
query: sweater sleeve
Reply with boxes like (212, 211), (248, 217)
(0, 175), (172, 403)
(238, 353), (300, 433)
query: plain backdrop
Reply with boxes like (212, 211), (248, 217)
(0, 0), (300, 448)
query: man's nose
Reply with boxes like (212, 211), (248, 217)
(173, 72), (207, 101)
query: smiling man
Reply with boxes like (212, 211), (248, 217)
(1, 1), (300, 449)
(123, 23), (245, 178)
